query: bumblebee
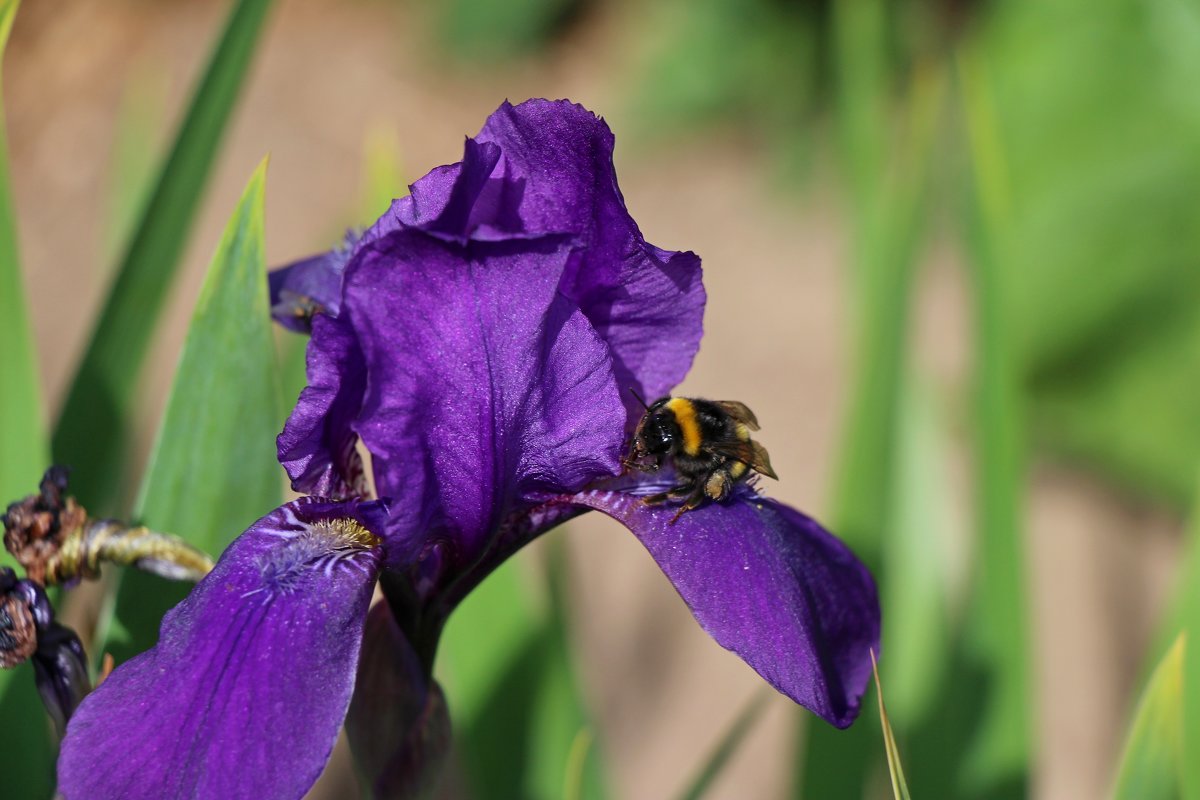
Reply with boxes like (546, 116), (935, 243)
(625, 395), (778, 522)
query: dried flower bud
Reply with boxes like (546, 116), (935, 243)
(0, 567), (91, 734)
(0, 571), (37, 668)
(3, 467), (88, 585)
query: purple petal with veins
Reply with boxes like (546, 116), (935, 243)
(58, 498), (388, 800)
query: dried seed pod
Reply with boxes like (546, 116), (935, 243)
(4, 468), (214, 586)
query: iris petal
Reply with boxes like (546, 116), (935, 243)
(57, 499), (387, 800)
(277, 99), (704, 524)
(341, 230), (624, 570)
(475, 100), (705, 414)
(278, 313), (370, 500)
(562, 488), (879, 728)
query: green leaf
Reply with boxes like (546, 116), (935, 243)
(0, 663), (55, 798)
(439, 539), (607, 800)
(881, 379), (955, 724)
(873, 653), (913, 800)
(1181, 483), (1200, 800)
(359, 124), (406, 221)
(434, 0), (577, 61)
(1032, 309), (1200, 509)
(955, 44), (1031, 793)
(104, 62), (168, 266)
(797, 47), (943, 800)
(0, 0), (45, 514)
(1112, 634), (1184, 800)
(52, 0), (273, 514)
(0, 2), (57, 794)
(676, 691), (769, 800)
(102, 160), (281, 663)
(980, 0), (1200, 505)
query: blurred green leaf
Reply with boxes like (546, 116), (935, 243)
(956, 44), (1031, 793)
(628, 0), (819, 176)
(103, 160), (280, 663)
(979, 0), (1200, 506)
(104, 62), (168, 266)
(1181, 481), (1200, 800)
(676, 692), (769, 800)
(439, 539), (606, 800)
(881, 379), (955, 723)
(434, 0), (577, 61)
(798, 42), (943, 800)
(276, 331), (308, 432)
(1112, 634), (1184, 800)
(1033, 310), (1200, 508)
(0, 1), (57, 794)
(52, 0), (273, 514)
(359, 124), (405, 221)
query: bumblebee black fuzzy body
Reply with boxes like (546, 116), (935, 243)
(625, 396), (778, 522)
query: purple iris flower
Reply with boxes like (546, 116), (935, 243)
(57, 99), (878, 800)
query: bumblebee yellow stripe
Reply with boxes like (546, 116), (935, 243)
(666, 398), (702, 455)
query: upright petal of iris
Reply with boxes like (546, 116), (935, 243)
(282, 228), (626, 582)
(58, 498), (388, 800)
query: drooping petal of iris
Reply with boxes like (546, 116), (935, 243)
(57, 498), (396, 800)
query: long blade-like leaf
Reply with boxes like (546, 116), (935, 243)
(52, 0), (273, 513)
(1112, 634), (1184, 800)
(956, 45), (1031, 792)
(798, 43), (943, 800)
(881, 378), (955, 723)
(873, 651), (913, 800)
(676, 692), (770, 800)
(0, 3), (58, 793)
(101, 160), (281, 664)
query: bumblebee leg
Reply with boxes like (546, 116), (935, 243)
(642, 484), (693, 506)
(669, 485), (708, 525)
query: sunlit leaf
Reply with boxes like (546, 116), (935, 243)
(1181, 483), (1200, 800)
(1112, 634), (1184, 800)
(52, 0), (273, 514)
(102, 160), (281, 663)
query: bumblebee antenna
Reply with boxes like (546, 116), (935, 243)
(629, 387), (650, 410)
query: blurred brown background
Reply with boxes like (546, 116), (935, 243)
(6, 0), (1185, 797)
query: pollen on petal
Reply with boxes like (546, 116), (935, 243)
(252, 518), (381, 600)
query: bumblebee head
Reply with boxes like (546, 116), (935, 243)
(632, 397), (679, 457)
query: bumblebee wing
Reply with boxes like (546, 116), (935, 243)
(707, 438), (778, 480)
(712, 401), (761, 431)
